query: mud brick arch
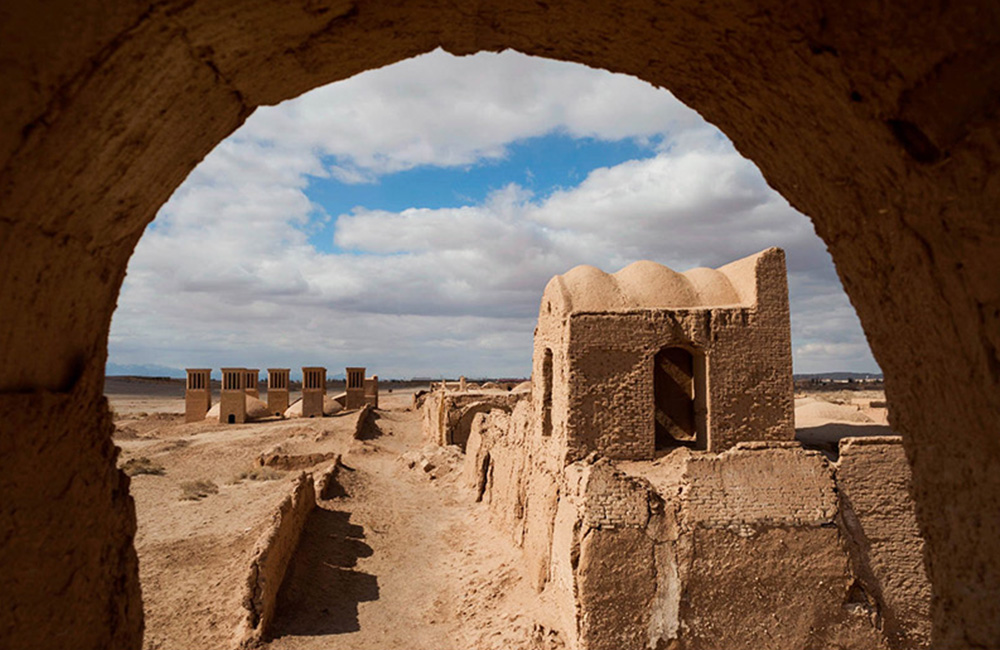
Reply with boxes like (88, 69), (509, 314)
(1, 1), (998, 648)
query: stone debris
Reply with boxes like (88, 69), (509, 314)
(400, 444), (464, 480)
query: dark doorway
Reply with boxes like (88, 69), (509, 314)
(654, 346), (701, 449)
(227, 414), (235, 424)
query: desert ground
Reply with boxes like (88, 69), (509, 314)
(108, 379), (890, 650)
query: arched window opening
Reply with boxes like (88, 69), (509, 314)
(654, 346), (707, 450)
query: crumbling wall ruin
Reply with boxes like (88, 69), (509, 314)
(836, 437), (931, 649)
(460, 402), (930, 650)
(421, 389), (528, 450)
(237, 473), (316, 646)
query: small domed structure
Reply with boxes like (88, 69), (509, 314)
(534, 248), (794, 459)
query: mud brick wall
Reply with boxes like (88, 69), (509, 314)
(557, 444), (928, 650)
(683, 444), (837, 532)
(836, 437), (931, 649)
(581, 461), (650, 529)
(421, 391), (524, 447)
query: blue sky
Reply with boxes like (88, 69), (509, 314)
(308, 134), (657, 253)
(108, 50), (880, 380)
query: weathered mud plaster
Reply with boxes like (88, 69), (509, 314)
(0, 375), (143, 650)
(237, 473), (316, 645)
(455, 252), (930, 649)
(534, 249), (793, 460)
(3, 1), (1000, 646)
(465, 409), (931, 649)
(835, 437), (931, 649)
(422, 389), (528, 450)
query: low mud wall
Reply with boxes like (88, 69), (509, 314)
(353, 404), (374, 439)
(237, 472), (316, 646)
(314, 456), (344, 500)
(259, 449), (339, 471)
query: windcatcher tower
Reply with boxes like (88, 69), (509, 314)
(301, 367), (326, 418)
(345, 367), (366, 409)
(267, 368), (290, 416)
(244, 368), (259, 398)
(220, 367), (247, 424)
(184, 369), (211, 423)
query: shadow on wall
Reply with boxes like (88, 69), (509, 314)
(270, 507), (378, 637)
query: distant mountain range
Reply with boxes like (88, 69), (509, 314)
(793, 371), (883, 381)
(105, 363), (347, 381)
(106, 363), (186, 379)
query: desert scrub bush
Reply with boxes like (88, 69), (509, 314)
(113, 424), (140, 439)
(179, 479), (219, 500)
(229, 466), (286, 484)
(120, 456), (165, 476)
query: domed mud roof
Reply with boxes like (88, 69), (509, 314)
(543, 259), (744, 314)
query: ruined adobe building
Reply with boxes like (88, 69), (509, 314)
(423, 388), (528, 450)
(3, 3), (1000, 648)
(454, 250), (931, 649)
(184, 368), (212, 423)
(534, 248), (792, 459)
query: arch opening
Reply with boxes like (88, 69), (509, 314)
(2, 3), (999, 649)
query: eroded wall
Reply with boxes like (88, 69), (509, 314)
(462, 401), (930, 650)
(238, 473), (316, 645)
(421, 390), (527, 449)
(836, 437), (931, 649)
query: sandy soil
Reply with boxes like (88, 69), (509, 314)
(265, 403), (564, 650)
(112, 388), (561, 650)
(114, 401), (363, 650)
(111, 384), (889, 650)
(793, 389), (893, 458)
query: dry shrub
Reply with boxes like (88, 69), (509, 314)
(230, 466), (285, 483)
(121, 457), (165, 476)
(179, 479), (219, 500)
(114, 425), (141, 440)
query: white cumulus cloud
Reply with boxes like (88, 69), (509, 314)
(109, 49), (877, 378)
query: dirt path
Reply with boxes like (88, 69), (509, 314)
(265, 407), (563, 650)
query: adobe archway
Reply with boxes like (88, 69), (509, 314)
(1, 1), (998, 648)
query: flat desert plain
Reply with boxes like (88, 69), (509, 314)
(107, 378), (891, 650)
